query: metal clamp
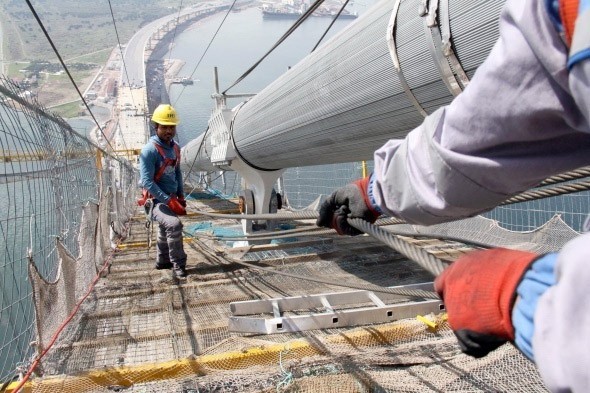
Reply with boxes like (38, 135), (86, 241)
(386, 0), (428, 118)
(422, 0), (470, 97)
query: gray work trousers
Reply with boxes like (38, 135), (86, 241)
(152, 202), (187, 269)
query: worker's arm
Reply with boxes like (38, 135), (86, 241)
(139, 145), (171, 203)
(435, 233), (590, 392)
(317, 0), (590, 232)
(175, 165), (184, 198)
(526, 232), (590, 391)
(371, 0), (590, 225)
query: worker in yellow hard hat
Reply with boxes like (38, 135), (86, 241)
(138, 103), (187, 278)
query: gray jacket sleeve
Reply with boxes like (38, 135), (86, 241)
(371, 0), (590, 225)
(533, 232), (590, 392)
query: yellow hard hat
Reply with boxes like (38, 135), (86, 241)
(151, 104), (179, 125)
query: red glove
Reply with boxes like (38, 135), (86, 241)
(178, 196), (187, 208)
(434, 248), (538, 358)
(316, 176), (381, 236)
(168, 195), (187, 216)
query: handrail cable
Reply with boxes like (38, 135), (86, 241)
(501, 180), (590, 205)
(0, 80), (132, 170)
(107, 0), (135, 108)
(310, 0), (351, 53)
(538, 166), (590, 186)
(222, 0), (329, 94)
(190, 168), (590, 221)
(187, 209), (447, 277)
(348, 218), (447, 276)
(173, 0), (239, 105)
(189, 217), (403, 240)
(24, 0), (123, 160)
(187, 171), (590, 280)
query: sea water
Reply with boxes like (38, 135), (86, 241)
(167, 5), (378, 143)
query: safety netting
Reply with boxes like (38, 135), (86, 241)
(0, 76), (137, 386)
(12, 194), (588, 392)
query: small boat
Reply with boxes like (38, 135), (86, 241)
(171, 77), (194, 85)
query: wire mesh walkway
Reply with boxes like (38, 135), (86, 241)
(5, 194), (559, 392)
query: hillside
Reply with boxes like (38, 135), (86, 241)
(1, 0), (205, 63)
(0, 0), (206, 114)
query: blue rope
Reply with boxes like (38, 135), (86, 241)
(276, 345), (294, 392)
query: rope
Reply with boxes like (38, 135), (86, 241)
(166, 0), (185, 67)
(189, 209), (319, 220)
(144, 199), (155, 249)
(188, 217), (404, 241)
(501, 180), (590, 206)
(187, 172), (590, 291)
(539, 166), (590, 186)
(190, 227), (335, 241)
(174, 0), (239, 104)
(107, 0), (135, 108)
(276, 345), (294, 392)
(310, 0), (351, 53)
(188, 235), (438, 299)
(182, 127), (210, 181)
(189, 208), (448, 279)
(348, 218), (447, 276)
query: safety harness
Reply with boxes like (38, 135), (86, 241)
(139, 141), (181, 249)
(137, 141), (181, 207)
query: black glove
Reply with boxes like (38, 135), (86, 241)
(317, 177), (380, 235)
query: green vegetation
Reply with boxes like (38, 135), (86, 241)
(6, 62), (28, 78)
(1, 0), (206, 62)
(66, 49), (112, 65)
(1, 0), (210, 117)
(25, 60), (97, 74)
(51, 101), (83, 118)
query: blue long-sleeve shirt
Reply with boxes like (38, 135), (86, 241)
(139, 135), (183, 204)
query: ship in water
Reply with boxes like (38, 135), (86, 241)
(171, 76), (195, 85)
(261, 0), (358, 19)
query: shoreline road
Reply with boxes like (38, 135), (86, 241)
(122, 3), (218, 88)
(114, 2), (224, 157)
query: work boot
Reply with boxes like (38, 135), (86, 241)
(155, 261), (173, 270)
(173, 267), (187, 278)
